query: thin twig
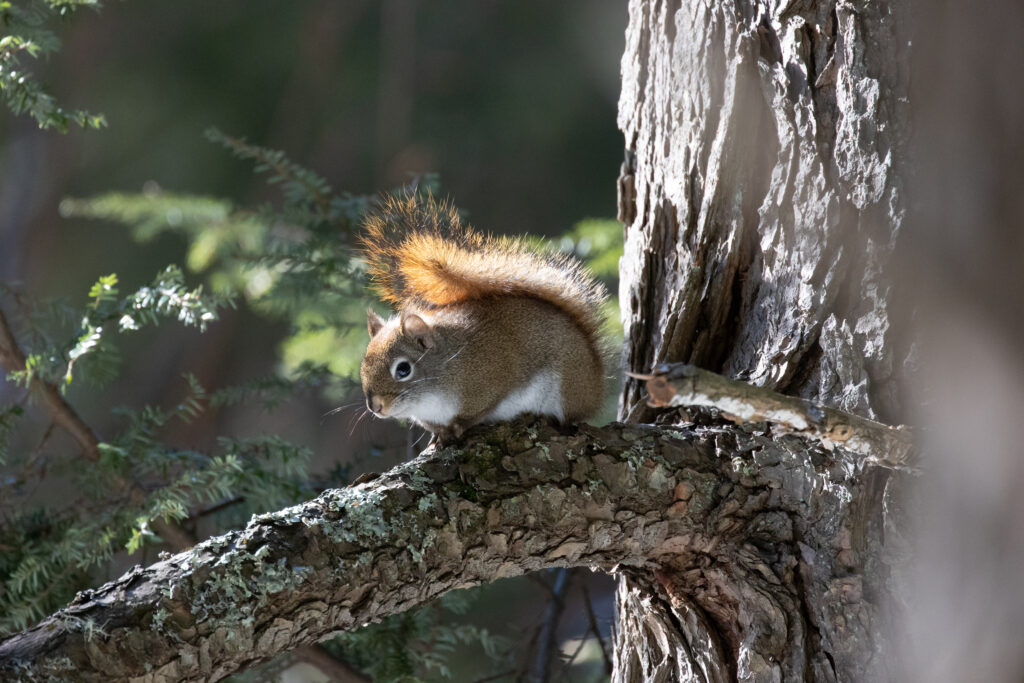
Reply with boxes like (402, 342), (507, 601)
(580, 579), (612, 674)
(528, 572), (557, 600)
(192, 496), (245, 520)
(472, 668), (518, 683)
(560, 634), (588, 674)
(527, 568), (574, 683)
(296, 644), (369, 682)
(23, 420), (55, 474)
(0, 420), (57, 504)
(0, 306), (100, 461)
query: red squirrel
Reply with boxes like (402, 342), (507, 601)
(359, 194), (609, 440)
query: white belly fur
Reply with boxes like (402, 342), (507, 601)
(485, 370), (564, 423)
(397, 390), (461, 426)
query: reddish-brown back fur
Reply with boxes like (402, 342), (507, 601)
(359, 193), (608, 354)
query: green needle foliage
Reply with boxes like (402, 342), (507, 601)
(0, 4), (623, 680)
(331, 591), (511, 682)
(0, 0), (106, 131)
(59, 134), (386, 390)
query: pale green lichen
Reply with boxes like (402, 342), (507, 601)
(408, 545), (423, 564)
(194, 535), (231, 554)
(151, 606), (173, 636)
(421, 527), (438, 549)
(686, 473), (719, 515)
(621, 428), (642, 441)
(58, 615), (108, 642)
(470, 441), (506, 477)
(15, 655), (76, 677)
(329, 491), (391, 545)
(731, 456), (754, 477)
(623, 445), (647, 471)
(395, 465), (437, 494)
(161, 580), (184, 601)
(409, 527), (441, 566)
(187, 550), (312, 627)
(249, 501), (308, 527)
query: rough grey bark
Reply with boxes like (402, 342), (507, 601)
(0, 413), (894, 682)
(614, 0), (910, 679)
(618, 0), (908, 420)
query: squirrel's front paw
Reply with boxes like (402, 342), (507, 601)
(428, 422), (466, 448)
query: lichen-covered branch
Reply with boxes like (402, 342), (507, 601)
(0, 416), (883, 682)
(642, 363), (916, 470)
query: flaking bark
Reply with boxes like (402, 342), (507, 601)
(614, 0), (911, 679)
(617, 0), (909, 422)
(0, 415), (892, 682)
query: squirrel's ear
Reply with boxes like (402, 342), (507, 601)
(367, 309), (386, 338)
(401, 312), (435, 349)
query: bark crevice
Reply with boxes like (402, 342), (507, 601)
(615, 0), (909, 674)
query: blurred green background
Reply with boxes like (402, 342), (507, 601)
(0, 1), (627, 680)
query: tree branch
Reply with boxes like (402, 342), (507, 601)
(294, 644), (369, 682)
(0, 303), (197, 552)
(580, 578), (612, 674)
(0, 305), (100, 460)
(0, 414), (888, 681)
(527, 568), (573, 683)
(640, 363), (917, 470)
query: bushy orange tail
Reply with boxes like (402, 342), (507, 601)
(359, 193), (607, 343)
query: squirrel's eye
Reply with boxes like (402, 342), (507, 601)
(391, 358), (413, 381)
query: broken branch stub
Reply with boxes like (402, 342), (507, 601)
(643, 363), (917, 470)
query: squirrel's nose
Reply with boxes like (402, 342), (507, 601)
(366, 391), (383, 414)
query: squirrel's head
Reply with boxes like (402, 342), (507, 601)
(360, 308), (446, 422)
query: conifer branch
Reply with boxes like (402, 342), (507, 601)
(0, 304), (195, 553)
(0, 306), (101, 461)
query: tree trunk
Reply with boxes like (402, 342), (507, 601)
(614, 0), (910, 679)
